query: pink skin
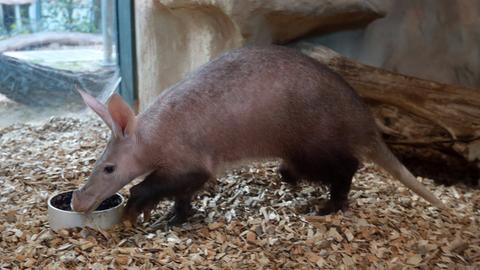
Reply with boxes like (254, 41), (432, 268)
(71, 90), (150, 213)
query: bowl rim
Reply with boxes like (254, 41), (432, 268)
(48, 190), (125, 214)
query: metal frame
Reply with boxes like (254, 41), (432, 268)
(115, 0), (137, 106)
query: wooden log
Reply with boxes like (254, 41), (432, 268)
(0, 32), (102, 52)
(296, 42), (480, 180)
(0, 53), (114, 107)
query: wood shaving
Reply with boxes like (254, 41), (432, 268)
(0, 116), (479, 269)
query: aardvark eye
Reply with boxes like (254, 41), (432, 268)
(104, 165), (115, 174)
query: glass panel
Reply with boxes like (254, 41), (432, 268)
(0, 0), (119, 127)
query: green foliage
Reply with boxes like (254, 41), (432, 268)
(10, 23), (31, 35)
(41, 0), (100, 33)
(0, 0), (101, 38)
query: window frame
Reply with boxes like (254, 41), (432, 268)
(115, 0), (137, 106)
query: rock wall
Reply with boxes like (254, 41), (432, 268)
(307, 0), (480, 89)
(135, 1), (240, 110)
(134, 0), (386, 110)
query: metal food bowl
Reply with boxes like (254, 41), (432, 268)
(48, 191), (125, 231)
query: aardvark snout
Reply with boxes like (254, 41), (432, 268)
(71, 189), (97, 213)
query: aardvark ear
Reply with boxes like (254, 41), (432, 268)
(77, 88), (114, 130)
(107, 93), (136, 138)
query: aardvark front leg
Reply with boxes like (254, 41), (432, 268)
(123, 169), (211, 226)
